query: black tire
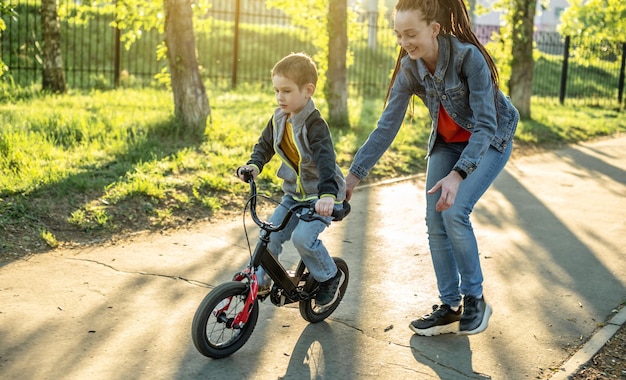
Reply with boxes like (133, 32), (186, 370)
(299, 258), (349, 323)
(191, 281), (259, 358)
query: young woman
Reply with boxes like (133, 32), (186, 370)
(346, 0), (519, 335)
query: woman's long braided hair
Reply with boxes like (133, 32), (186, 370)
(385, 0), (499, 103)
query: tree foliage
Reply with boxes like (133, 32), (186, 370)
(59, 0), (162, 48)
(0, 0), (17, 77)
(559, 0), (625, 42)
(559, 0), (625, 54)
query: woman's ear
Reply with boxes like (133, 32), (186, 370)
(432, 22), (441, 37)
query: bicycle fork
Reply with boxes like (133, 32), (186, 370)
(216, 235), (303, 328)
(214, 270), (258, 329)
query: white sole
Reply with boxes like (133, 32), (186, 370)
(409, 321), (460, 336)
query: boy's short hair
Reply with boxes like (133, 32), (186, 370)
(271, 52), (318, 88)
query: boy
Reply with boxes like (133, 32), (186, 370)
(236, 52), (346, 307)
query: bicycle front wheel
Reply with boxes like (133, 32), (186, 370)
(299, 258), (349, 323)
(191, 281), (259, 358)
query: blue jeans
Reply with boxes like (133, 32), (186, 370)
(256, 195), (338, 286)
(425, 139), (512, 307)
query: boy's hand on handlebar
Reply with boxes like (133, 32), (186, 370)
(315, 197), (334, 217)
(236, 165), (259, 182)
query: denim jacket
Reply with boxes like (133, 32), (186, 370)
(248, 98), (346, 202)
(350, 34), (519, 179)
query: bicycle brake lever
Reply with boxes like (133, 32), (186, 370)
(297, 207), (319, 222)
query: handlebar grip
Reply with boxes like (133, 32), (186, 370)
(331, 200), (351, 221)
(299, 200), (351, 222)
(238, 167), (254, 183)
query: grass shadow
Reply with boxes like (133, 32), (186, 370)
(0, 117), (212, 260)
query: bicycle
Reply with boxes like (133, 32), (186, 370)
(191, 169), (351, 359)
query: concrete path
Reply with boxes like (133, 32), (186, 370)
(1, 135), (625, 379)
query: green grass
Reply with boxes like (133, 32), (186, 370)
(1, 85), (625, 258)
(516, 102), (624, 145)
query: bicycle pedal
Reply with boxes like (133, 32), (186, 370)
(269, 287), (289, 306)
(300, 284), (319, 300)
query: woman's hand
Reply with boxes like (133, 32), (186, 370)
(345, 172), (361, 201)
(427, 170), (464, 211)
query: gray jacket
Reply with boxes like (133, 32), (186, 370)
(350, 34), (519, 179)
(248, 98), (346, 202)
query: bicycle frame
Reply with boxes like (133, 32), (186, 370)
(229, 169), (350, 326)
(228, 207), (311, 328)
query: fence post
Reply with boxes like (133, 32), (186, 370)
(112, 0), (121, 87)
(114, 26), (121, 87)
(618, 42), (625, 106)
(232, 0), (241, 89)
(559, 36), (570, 105)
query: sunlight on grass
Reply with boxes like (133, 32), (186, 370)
(68, 206), (112, 231)
(1, 85), (624, 251)
(515, 99), (625, 146)
(40, 230), (59, 249)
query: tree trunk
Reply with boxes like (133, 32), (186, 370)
(508, 0), (536, 119)
(326, 0), (349, 128)
(41, 0), (66, 93)
(163, 0), (210, 136)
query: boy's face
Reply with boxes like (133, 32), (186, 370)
(272, 74), (314, 115)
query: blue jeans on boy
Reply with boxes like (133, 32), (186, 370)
(425, 139), (512, 308)
(256, 195), (338, 286)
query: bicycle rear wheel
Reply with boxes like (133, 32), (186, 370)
(191, 281), (259, 358)
(299, 258), (349, 323)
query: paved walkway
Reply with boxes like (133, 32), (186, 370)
(1, 136), (625, 379)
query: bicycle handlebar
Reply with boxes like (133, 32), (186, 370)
(239, 168), (350, 232)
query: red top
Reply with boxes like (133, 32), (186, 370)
(437, 103), (471, 143)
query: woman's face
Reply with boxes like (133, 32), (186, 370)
(394, 9), (440, 63)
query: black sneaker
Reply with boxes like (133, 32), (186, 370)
(459, 295), (492, 335)
(409, 304), (462, 336)
(315, 270), (345, 308)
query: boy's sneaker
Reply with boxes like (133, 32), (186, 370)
(409, 304), (462, 336)
(459, 295), (492, 335)
(315, 270), (345, 308)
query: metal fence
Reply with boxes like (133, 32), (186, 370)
(2, 0), (625, 107)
